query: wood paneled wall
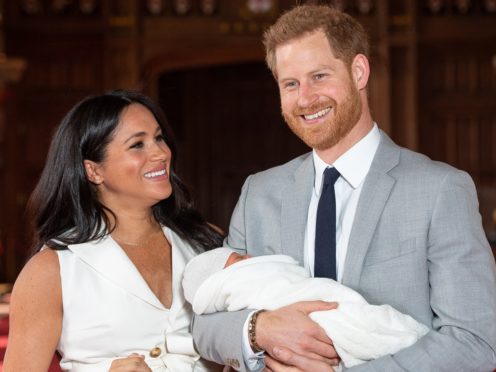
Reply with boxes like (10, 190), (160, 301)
(1, 0), (495, 281)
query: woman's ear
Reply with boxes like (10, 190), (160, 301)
(352, 54), (370, 91)
(83, 160), (103, 185)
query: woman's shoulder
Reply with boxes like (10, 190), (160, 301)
(5, 248), (63, 371)
(26, 247), (60, 271)
(8, 248), (62, 333)
(13, 248), (60, 297)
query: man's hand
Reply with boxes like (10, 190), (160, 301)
(264, 347), (335, 372)
(256, 301), (339, 364)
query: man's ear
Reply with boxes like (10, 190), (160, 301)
(351, 54), (370, 91)
(83, 160), (103, 185)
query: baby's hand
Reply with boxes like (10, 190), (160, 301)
(109, 353), (152, 371)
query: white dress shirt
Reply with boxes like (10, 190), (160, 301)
(242, 124), (380, 369)
(305, 124), (380, 281)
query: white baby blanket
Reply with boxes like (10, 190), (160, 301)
(186, 254), (429, 368)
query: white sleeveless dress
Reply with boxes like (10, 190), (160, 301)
(56, 226), (218, 371)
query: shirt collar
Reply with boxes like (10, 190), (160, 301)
(313, 123), (381, 196)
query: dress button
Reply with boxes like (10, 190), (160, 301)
(150, 347), (162, 358)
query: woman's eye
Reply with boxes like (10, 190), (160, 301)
(130, 141), (144, 149)
(156, 134), (165, 142)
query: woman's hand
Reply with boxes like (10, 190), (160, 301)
(109, 354), (152, 371)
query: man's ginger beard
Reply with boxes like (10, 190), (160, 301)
(283, 82), (362, 151)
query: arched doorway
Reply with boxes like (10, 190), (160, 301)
(157, 61), (309, 230)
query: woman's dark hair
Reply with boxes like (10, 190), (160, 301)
(28, 89), (224, 253)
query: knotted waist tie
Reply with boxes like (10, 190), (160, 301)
(147, 333), (200, 371)
(65, 333), (200, 371)
(146, 351), (199, 371)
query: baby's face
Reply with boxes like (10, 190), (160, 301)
(224, 252), (251, 268)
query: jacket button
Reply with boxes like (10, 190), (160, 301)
(150, 347), (162, 358)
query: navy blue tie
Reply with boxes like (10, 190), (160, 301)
(314, 167), (340, 279)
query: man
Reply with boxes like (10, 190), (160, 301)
(192, 5), (496, 371)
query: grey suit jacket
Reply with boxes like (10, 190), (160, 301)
(193, 131), (496, 371)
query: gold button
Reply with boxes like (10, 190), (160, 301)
(149, 347), (161, 358)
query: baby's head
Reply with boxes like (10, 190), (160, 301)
(224, 251), (250, 268)
(182, 247), (250, 304)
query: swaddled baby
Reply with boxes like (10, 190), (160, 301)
(183, 248), (429, 369)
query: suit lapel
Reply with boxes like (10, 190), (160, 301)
(341, 132), (399, 288)
(281, 154), (314, 265)
(68, 228), (168, 311)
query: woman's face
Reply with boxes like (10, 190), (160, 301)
(84, 103), (173, 210)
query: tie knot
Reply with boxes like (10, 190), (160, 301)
(323, 167), (340, 186)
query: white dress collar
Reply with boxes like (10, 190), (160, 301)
(67, 226), (197, 314)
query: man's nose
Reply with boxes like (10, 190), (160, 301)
(297, 83), (318, 107)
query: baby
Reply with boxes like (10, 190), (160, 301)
(183, 248), (429, 369)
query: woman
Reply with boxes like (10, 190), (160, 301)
(3, 90), (224, 371)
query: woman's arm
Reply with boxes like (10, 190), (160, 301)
(3, 248), (62, 372)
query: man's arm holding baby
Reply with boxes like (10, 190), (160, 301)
(192, 301), (339, 372)
(191, 178), (338, 371)
(256, 302), (339, 365)
(265, 347), (337, 372)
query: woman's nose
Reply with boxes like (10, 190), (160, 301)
(150, 142), (170, 161)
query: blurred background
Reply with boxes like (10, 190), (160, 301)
(0, 0), (495, 283)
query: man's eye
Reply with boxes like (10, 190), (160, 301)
(314, 73), (326, 80)
(284, 81), (298, 89)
